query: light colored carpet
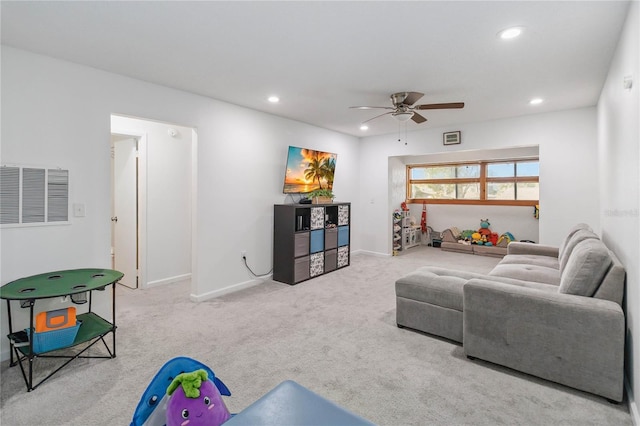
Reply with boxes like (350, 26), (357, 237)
(0, 247), (632, 425)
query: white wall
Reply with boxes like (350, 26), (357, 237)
(412, 205), (538, 243)
(597, 1), (639, 421)
(360, 108), (600, 255)
(191, 104), (361, 300)
(0, 47), (361, 361)
(111, 116), (193, 287)
(395, 145), (540, 244)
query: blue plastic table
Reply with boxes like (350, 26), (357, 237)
(225, 380), (375, 425)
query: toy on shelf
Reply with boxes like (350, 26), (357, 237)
(392, 210), (403, 254)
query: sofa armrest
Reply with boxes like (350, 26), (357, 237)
(507, 241), (559, 257)
(463, 278), (624, 401)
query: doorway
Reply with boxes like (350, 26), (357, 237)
(111, 134), (140, 289)
(110, 115), (195, 291)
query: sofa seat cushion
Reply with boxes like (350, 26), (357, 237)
(499, 254), (560, 269)
(560, 239), (612, 297)
(489, 263), (560, 286)
(481, 275), (559, 293)
(396, 267), (487, 311)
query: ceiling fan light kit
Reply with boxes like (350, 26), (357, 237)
(350, 91), (464, 126)
(392, 111), (414, 122)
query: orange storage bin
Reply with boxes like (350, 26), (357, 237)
(35, 307), (76, 332)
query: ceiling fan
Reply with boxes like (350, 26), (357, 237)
(350, 92), (464, 124)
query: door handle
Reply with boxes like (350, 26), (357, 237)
(111, 216), (118, 222)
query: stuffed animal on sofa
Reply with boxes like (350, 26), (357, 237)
(166, 369), (232, 426)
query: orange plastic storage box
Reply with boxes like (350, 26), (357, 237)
(35, 307), (76, 332)
(27, 307), (80, 353)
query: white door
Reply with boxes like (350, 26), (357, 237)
(112, 137), (138, 289)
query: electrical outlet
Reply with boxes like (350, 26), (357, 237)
(241, 250), (247, 260)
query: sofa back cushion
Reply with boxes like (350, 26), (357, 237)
(558, 223), (593, 261)
(559, 239), (612, 297)
(559, 229), (599, 273)
(593, 250), (626, 305)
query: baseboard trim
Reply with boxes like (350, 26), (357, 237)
(146, 273), (191, 288)
(353, 249), (390, 258)
(627, 376), (639, 425)
(190, 277), (267, 302)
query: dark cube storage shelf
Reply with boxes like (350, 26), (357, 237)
(274, 203), (350, 285)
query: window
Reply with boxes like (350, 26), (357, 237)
(1, 165), (69, 226)
(407, 159), (538, 206)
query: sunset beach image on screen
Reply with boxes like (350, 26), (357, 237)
(283, 146), (337, 193)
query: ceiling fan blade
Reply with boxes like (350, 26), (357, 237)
(411, 112), (427, 123)
(415, 102), (465, 110)
(362, 111), (394, 124)
(402, 92), (425, 106)
(349, 106), (395, 110)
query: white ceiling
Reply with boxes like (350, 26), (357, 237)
(1, 1), (630, 137)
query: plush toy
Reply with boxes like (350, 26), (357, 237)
(478, 219), (492, 237)
(497, 232), (516, 247)
(460, 229), (475, 241)
(471, 232), (482, 244)
(166, 369), (231, 426)
(130, 356), (232, 426)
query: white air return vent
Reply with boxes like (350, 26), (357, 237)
(0, 165), (69, 226)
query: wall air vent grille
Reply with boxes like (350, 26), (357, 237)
(0, 165), (69, 226)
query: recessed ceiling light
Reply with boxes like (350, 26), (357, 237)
(530, 98), (544, 105)
(498, 27), (523, 40)
(268, 96), (280, 103)
(360, 124), (369, 131)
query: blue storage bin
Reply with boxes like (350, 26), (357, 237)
(26, 321), (81, 353)
(310, 229), (324, 253)
(338, 226), (349, 247)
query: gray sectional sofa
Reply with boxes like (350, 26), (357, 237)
(395, 224), (626, 401)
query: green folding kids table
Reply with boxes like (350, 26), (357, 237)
(1, 268), (123, 391)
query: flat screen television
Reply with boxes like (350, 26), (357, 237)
(283, 146), (337, 194)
